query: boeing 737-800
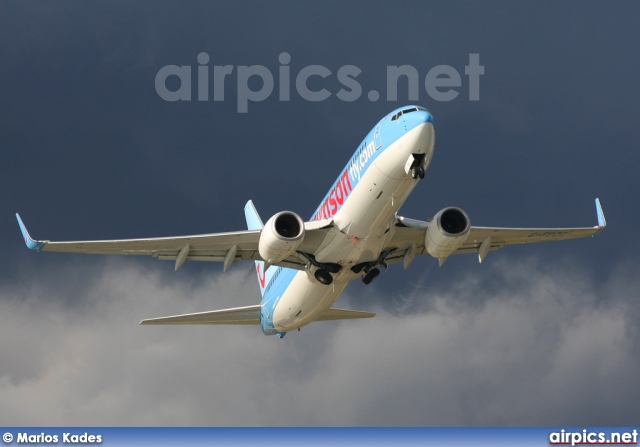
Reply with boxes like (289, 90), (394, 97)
(17, 106), (606, 338)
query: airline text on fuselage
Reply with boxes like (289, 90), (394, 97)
(312, 126), (382, 221)
(312, 169), (353, 221)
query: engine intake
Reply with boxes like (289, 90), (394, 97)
(424, 207), (470, 260)
(259, 211), (305, 264)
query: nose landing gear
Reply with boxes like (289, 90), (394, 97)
(409, 153), (426, 179)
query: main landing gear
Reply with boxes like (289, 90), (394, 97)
(314, 268), (333, 285)
(300, 252), (341, 286)
(353, 258), (389, 286)
(361, 267), (380, 285)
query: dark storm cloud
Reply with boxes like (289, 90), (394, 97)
(1, 1), (639, 425)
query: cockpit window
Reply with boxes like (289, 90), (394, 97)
(391, 107), (419, 121)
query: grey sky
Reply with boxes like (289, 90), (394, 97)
(1, 1), (639, 425)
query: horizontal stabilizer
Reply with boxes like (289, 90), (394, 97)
(140, 305), (375, 326)
(140, 305), (261, 325)
(316, 308), (376, 321)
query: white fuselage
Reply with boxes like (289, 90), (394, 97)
(271, 119), (435, 332)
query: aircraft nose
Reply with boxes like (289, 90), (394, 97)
(401, 108), (434, 130)
(417, 109), (434, 124)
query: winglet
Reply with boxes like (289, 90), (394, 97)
(16, 213), (47, 251)
(595, 198), (606, 231)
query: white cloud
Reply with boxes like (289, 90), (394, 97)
(0, 257), (637, 425)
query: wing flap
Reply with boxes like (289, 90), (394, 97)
(139, 305), (261, 325)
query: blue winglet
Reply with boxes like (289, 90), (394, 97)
(595, 198), (606, 231)
(16, 213), (46, 251)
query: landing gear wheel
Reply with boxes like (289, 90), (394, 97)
(411, 167), (419, 179)
(362, 267), (380, 285)
(323, 263), (342, 273)
(417, 166), (425, 179)
(314, 269), (333, 285)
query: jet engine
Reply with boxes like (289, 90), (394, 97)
(424, 207), (470, 260)
(259, 211), (305, 264)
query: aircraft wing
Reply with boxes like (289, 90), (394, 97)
(16, 198), (605, 270)
(384, 198), (606, 266)
(16, 211), (334, 272)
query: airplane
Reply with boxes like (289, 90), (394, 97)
(16, 105), (606, 338)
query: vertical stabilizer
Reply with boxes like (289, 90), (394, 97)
(244, 201), (272, 297)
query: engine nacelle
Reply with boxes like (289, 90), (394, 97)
(424, 207), (471, 260)
(259, 211), (305, 264)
